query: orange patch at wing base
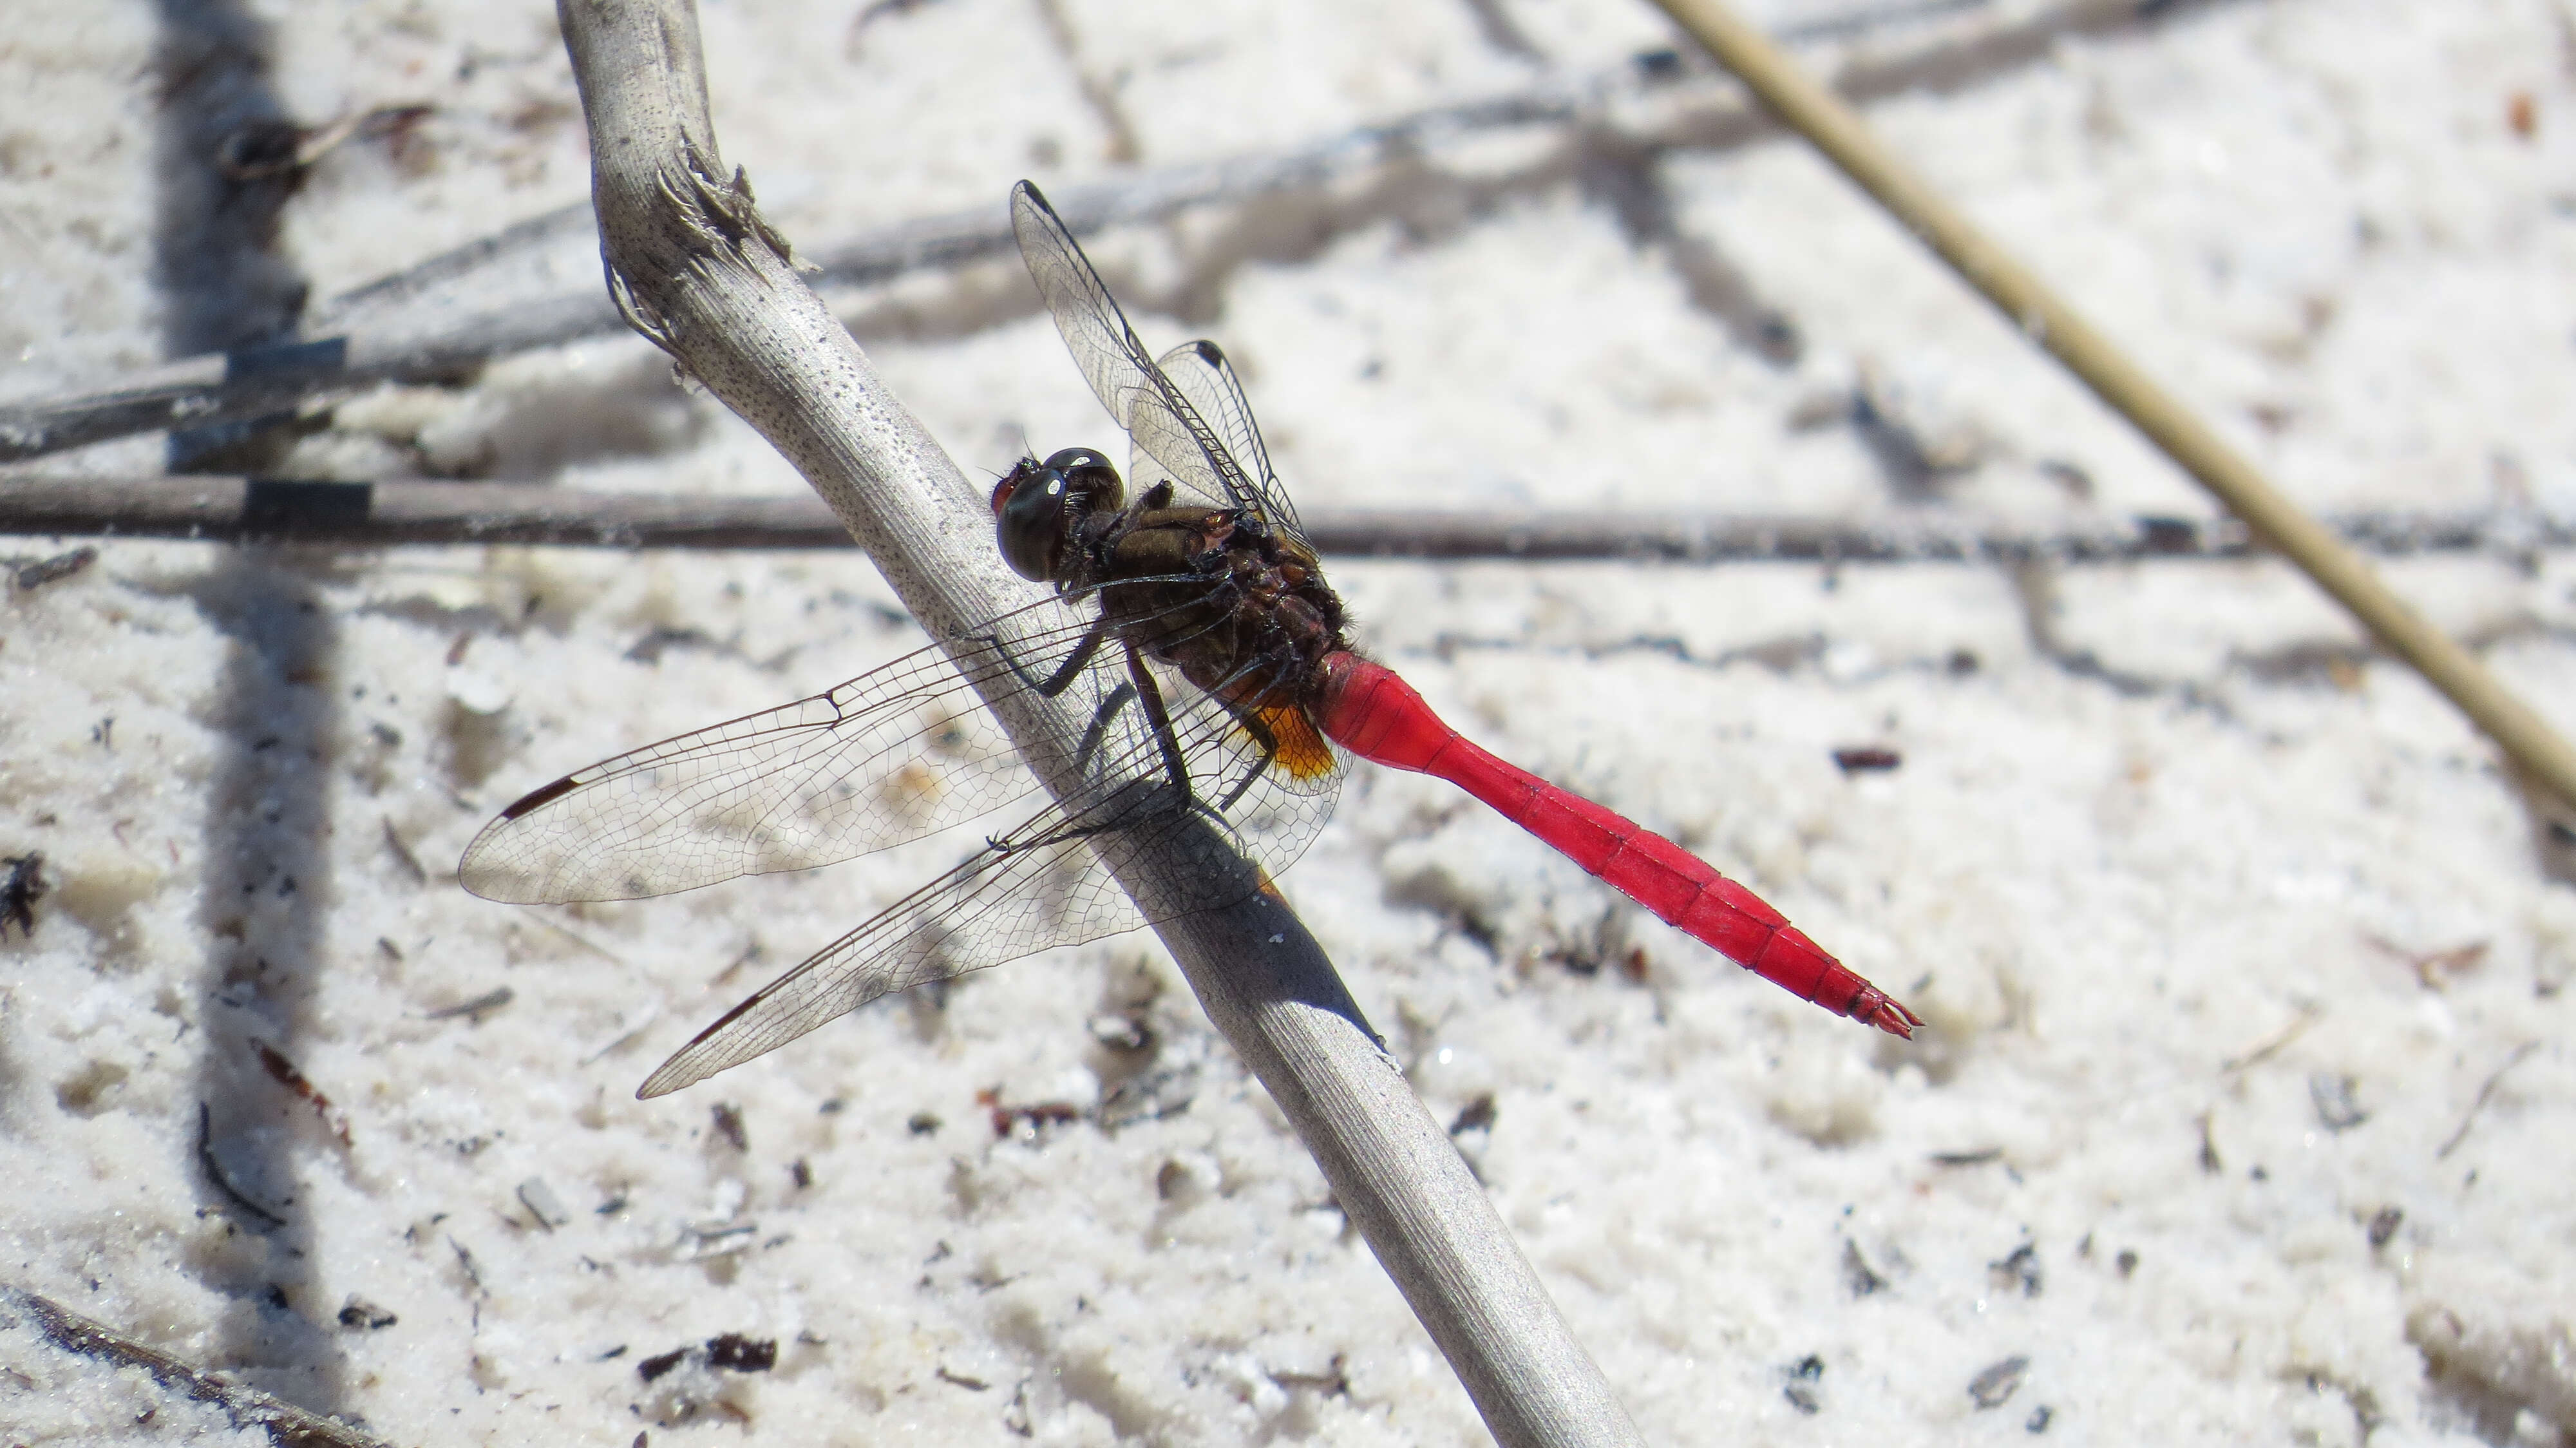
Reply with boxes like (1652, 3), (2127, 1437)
(1258, 705), (1338, 781)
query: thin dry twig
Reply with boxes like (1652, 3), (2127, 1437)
(2219, 1002), (2324, 1076)
(1647, 0), (2576, 815)
(194, 1100), (285, 1228)
(3, 475), (2568, 565)
(2434, 1040), (2543, 1159)
(0, 1286), (401, 1448)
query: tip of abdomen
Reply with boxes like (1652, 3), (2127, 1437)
(1849, 988), (1926, 1039)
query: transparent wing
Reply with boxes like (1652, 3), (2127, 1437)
(638, 815), (1143, 1098)
(457, 597), (1116, 904)
(635, 618), (1350, 1097)
(1154, 338), (1304, 538)
(1010, 181), (1271, 520)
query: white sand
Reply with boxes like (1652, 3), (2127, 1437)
(4, 0), (2573, 1443)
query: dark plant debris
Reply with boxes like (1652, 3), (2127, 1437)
(1989, 1243), (2043, 1298)
(1841, 1239), (1888, 1297)
(2366, 1206), (2403, 1249)
(423, 986), (514, 1022)
(1, 852), (44, 938)
(706, 1333), (777, 1372)
(255, 1040), (353, 1147)
(1783, 1353), (1824, 1415)
(196, 1101), (285, 1227)
(637, 1334), (776, 1383)
(10, 546), (96, 592)
(336, 1295), (397, 1331)
(1448, 1094), (1497, 1136)
(710, 1101), (748, 1152)
(979, 1087), (1081, 1139)
(2309, 1073), (2368, 1132)
(1969, 1355), (2031, 1409)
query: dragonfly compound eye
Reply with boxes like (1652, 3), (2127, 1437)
(994, 449), (1124, 582)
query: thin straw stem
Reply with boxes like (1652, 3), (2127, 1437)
(1647, 0), (2576, 815)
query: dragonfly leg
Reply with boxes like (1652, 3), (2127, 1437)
(971, 608), (1114, 698)
(1214, 704), (1280, 814)
(1123, 638), (1195, 798)
(985, 644), (1204, 861)
(1074, 681), (1138, 775)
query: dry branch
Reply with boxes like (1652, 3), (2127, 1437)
(0, 1287), (399, 1448)
(547, 2), (1636, 1443)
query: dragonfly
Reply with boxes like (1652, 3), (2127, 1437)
(460, 180), (1920, 1099)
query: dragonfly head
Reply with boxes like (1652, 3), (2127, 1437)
(993, 447), (1124, 582)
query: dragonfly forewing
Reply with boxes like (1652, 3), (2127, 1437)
(459, 600), (1119, 905)
(1010, 182), (1265, 519)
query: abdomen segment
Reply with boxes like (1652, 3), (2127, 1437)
(1317, 655), (1920, 1036)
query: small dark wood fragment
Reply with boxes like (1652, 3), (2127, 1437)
(1832, 746), (1902, 774)
(422, 987), (514, 1022)
(1840, 1239), (1886, 1297)
(2365, 1206), (2403, 1248)
(710, 1101), (748, 1152)
(2309, 1073), (2368, 1132)
(1968, 1355), (2031, 1409)
(336, 1296), (397, 1331)
(1448, 1094), (1498, 1136)
(638, 1335), (777, 1382)
(978, 1087), (1080, 1138)
(705, 1334), (776, 1372)
(10, 546), (96, 591)
(255, 1040), (353, 1147)
(0, 852), (44, 938)
(196, 1101), (285, 1227)
(1782, 1354), (1824, 1415)
(1989, 1243), (2043, 1298)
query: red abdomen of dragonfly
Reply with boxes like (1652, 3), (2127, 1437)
(1312, 653), (1920, 1036)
